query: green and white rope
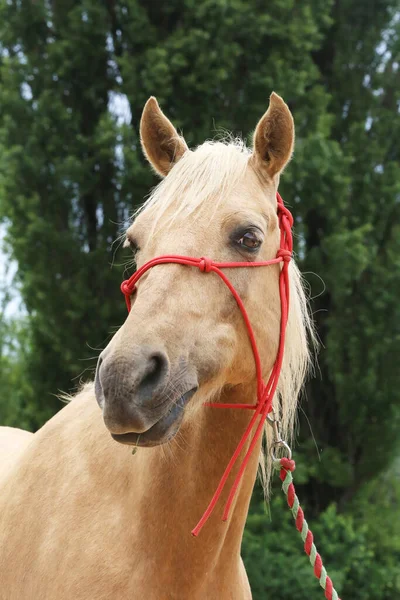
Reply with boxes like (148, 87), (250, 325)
(273, 457), (341, 600)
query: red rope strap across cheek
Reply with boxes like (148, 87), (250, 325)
(120, 193), (293, 535)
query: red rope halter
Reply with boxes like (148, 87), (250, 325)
(120, 192), (293, 535)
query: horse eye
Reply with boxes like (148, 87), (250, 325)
(237, 231), (263, 251)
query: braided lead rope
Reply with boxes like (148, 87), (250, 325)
(273, 457), (341, 600)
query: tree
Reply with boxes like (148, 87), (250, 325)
(293, 0), (400, 511)
(0, 275), (34, 429)
(0, 1), (138, 426)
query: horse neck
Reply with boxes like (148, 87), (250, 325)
(129, 384), (261, 581)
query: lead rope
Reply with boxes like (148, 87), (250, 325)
(269, 416), (341, 600)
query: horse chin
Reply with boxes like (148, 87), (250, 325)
(110, 388), (197, 448)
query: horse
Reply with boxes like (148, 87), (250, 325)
(0, 93), (313, 599)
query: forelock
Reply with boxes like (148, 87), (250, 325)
(135, 138), (252, 234)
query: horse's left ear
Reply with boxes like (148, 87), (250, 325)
(140, 97), (188, 177)
(251, 92), (294, 179)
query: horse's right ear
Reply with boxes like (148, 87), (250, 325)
(140, 97), (188, 177)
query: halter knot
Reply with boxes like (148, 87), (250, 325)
(120, 280), (135, 296)
(278, 203), (294, 227)
(280, 457), (296, 472)
(276, 248), (292, 263)
(199, 257), (213, 273)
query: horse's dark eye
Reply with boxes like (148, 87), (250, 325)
(238, 231), (262, 251)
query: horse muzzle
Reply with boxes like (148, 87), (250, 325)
(95, 345), (198, 446)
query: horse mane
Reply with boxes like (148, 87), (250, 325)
(136, 137), (316, 492)
(260, 260), (316, 493)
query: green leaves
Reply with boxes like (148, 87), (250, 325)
(0, 0), (128, 425)
(244, 487), (400, 600)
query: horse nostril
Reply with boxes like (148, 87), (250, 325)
(139, 351), (169, 396)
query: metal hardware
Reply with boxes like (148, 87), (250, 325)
(267, 411), (292, 460)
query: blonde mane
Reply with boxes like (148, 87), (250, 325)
(136, 138), (315, 492)
(262, 260), (315, 489)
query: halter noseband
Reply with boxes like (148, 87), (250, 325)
(120, 192), (293, 535)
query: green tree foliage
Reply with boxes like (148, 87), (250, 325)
(0, 1), (137, 425)
(0, 315), (34, 430)
(243, 480), (400, 599)
(0, 1), (399, 597)
(293, 0), (400, 511)
(0, 279), (34, 429)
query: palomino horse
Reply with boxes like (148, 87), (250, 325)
(0, 93), (313, 599)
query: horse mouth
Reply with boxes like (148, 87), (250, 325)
(111, 388), (197, 447)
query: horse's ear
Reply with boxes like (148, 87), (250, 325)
(140, 97), (188, 177)
(251, 92), (294, 179)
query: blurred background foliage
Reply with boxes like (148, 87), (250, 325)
(0, 0), (399, 597)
